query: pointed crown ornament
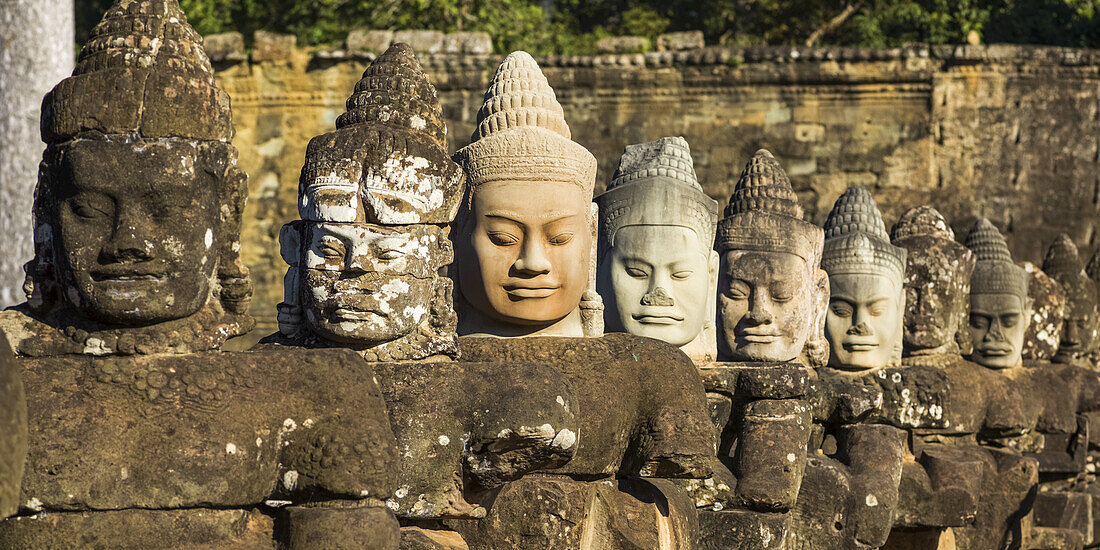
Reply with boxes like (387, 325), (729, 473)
(299, 43), (463, 226)
(965, 218), (1028, 298)
(821, 186), (906, 278)
(42, 0), (233, 143)
(716, 149), (823, 263)
(453, 51), (597, 194)
(1043, 234), (1097, 307)
(890, 206), (955, 242)
(595, 137), (718, 254)
(890, 205), (974, 282)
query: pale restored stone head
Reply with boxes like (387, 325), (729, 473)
(20, 0), (251, 354)
(715, 150), (827, 363)
(964, 219), (1031, 369)
(1043, 235), (1099, 365)
(890, 207), (975, 357)
(595, 137), (719, 361)
(452, 52), (601, 338)
(277, 43), (462, 361)
(820, 186), (906, 372)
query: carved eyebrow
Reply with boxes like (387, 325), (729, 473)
(617, 255), (655, 267)
(482, 212), (525, 223)
(484, 212), (579, 225)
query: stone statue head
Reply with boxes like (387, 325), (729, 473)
(21, 0), (251, 354)
(594, 137), (719, 361)
(890, 207), (975, 357)
(277, 44), (462, 361)
(1020, 262), (1065, 361)
(964, 219), (1032, 369)
(452, 52), (601, 338)
(715, 150), (827, 363)
(820, 186), (906, 372)
(1043, 235), (1099, 365)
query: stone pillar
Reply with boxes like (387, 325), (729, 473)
(0, 0), (74, 307)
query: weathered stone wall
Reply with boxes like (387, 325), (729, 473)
(215, 43), (1100, 339)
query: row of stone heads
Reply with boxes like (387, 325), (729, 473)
(11, 13), (1095, 374)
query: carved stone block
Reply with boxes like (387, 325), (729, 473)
(446, 476), (699, 549)
(0, 336), (25, 519)
(0, 509), (275, 550)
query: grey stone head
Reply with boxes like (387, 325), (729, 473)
(715, 149), (828, 363)
(964, 219), (1031, 369)
(595, 137), (719, 361)
(278, 43), (463, 361)
(891, 206), (975, 358)
(1043, 234), (1099, 365)
(821, 186), (906, 372)
(23, 0), (252, 354)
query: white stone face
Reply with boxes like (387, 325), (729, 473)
(599, 224), (715, 348)
(825, 273), (903, 371)
(298, 222), (439, 345)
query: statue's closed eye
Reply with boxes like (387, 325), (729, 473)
(549, 232), (574, 245)
(830, 302), (853, 317)
(321, 242), (346, 258)
(69, 198), (111, 220)
(488, 231), (520, 246)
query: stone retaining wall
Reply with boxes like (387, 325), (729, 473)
(215, 41), (1100, 340)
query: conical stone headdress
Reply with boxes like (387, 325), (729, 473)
(453, 51), (597, 194)
(890, 206), (955, 242)
(965, 219), (1028, 298)
(42, 0), (232, 143)
(1043, 235), (1097, 308)
(298, 43), (463, 225)
(716, 149), (822, 263)
(821, 186), (906, 279)
(595, 137), (718, 254)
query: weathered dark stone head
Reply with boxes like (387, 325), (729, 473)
(276, 44), (462, 362)
(890, 207), (975, 357)
(452, 52), (602, 338)
(16, 0), (250, 355)
(964, 219), (1031, 369)
(1043, 235), (1099, 365)
(595, 137), (719, 362)
(715, 149), (828, 363)
(820, 186), (906, 372)
(1020, 262), (1065, 361)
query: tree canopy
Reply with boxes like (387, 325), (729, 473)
(76, 0), (1100, 54)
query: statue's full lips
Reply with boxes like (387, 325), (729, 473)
(738, 331), (781, 343)
(634, 314), (683, 325)
(91, 273), (167, 282)
(331, 307), (385, 321)
(503, 284), (560, 299)
(843, 342), (878, 351)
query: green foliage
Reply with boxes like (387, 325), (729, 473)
(74, 0), (1100, 54)
(842, 0), (994, 47)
